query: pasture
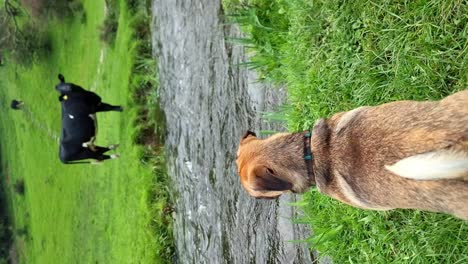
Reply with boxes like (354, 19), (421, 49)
(1, 0), (467, 263)
(224, 0), (468, 263)
(0, 0), (171, 263)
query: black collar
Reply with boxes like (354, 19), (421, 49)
(303, 130), (315, 185)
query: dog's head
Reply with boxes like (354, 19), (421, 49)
(236, 130), (311, 199)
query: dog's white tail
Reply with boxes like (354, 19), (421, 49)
(386, 149), (468, 180)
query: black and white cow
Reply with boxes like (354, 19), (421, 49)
(57, 74), (122, 164)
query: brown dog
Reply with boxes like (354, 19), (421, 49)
(237, 90), (468, 220)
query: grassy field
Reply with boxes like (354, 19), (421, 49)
(0, 0), (172, 263)
(224, 0), (467, 263)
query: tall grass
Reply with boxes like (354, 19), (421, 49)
(126, 0), (174, 260)
(224, 0), (468, 263)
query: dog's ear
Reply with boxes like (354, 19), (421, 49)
(252, 166), (292, 192)
(242, 130), (257, 139)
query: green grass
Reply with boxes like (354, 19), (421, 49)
(0, 0), (172, 263)
(224, 0), (468, 263)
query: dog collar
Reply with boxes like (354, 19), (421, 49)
(303, 130), (315, 185)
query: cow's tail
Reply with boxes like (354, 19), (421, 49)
(21, 105), (60, 143)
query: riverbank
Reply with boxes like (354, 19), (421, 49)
(223, 0), (468, 263)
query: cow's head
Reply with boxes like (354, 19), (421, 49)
(56, 73), (72, 94)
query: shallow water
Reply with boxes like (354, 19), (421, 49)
(151, 0), (313, 263)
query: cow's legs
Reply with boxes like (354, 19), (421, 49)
(93, 145), (109, 153)
(93, 145), (119, 161)
(96, 102), (123, 112)
(64, 148), (112, 162)
(109, 144), (119, 150)
(82, 143), (119, 151)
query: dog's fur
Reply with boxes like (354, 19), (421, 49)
(237, 90), (468, 220)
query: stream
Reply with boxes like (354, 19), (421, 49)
(151, 1), (314, 263)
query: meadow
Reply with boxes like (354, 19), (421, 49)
(224, 0), (468, 263)
(0, 0), (172, 263)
